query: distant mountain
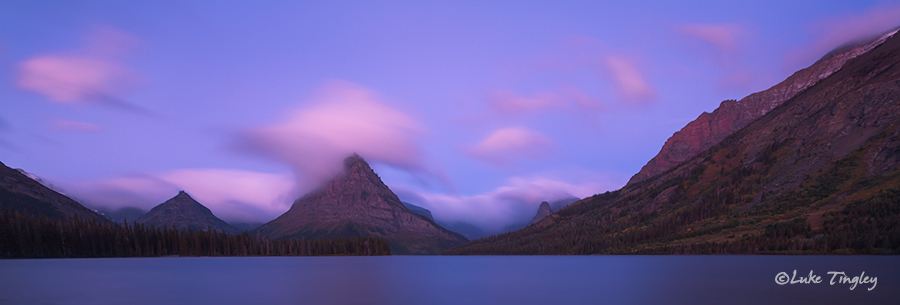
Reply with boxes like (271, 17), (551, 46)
(402, 202), (434, 221)
(136, 191), (240, 234)
(447, 29), (900, 255)
(97, 206), (146, 224)
(438, 221), (492, 240)
(548, 197), (579, 213)
(255, 154), (467, 254)
(627, 29), (900, 185)
(0, 161), (105, 221)
(529, 197), (579, 225)
(530, 201), (551, 224)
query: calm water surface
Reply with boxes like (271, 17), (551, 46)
(1, 256), (898, 305)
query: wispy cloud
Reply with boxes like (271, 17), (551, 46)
(603, 55), (656, 102)
(487, 86), (605, 115)
(487, 35), (653, 116)
(467, 127), (553, 167)
(674, 23), (761, 90)
(235, 80), (432, 190)
(488, 89), (562, 114)
(16, 26), (146, 113)
(788, 3), (900, 69)
(677, 23), (744, 51)
(51, 119), (103, 132)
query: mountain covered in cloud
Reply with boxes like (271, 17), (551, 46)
(255, 154), (467, 254)
(402, 202), (434, 221)
(530, 197), (579, 224)
(530, 201), (551, 224)
(0, 161), (106, 222)
(447, 28), (900, 255)
(627, 29), (900, 185)
(136, 191), (241, 234)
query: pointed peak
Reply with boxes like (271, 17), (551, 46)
(343, 153), (371, 170)
(166, 191), (201, 206)
(345, 152), (364, 162)
(174, 190), (193, 199)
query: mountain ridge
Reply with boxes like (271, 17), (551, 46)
(446, 29), (900, 255)
(0, 161), (106, 222)
(628, 29), (900, 185)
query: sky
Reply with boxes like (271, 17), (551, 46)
(2, 0), (900, 233)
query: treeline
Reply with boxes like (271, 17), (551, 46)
(0, 209), (390, 258)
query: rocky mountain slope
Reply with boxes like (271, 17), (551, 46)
(447, 30), (900, 255)
(529, 197), (579, 225)
(530, 201), (551, 224)
(402, 202), (435, 221)
(0, 161), (106, 221)
(136, 191), (240, 234)
(628, 29), (899, 185)
(255, 154), (467, 254)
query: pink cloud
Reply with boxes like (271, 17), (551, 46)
(68, 169), (295, 223)
(788, 4), (900, 69)
(468, 127), (553, 166)
(237, 80), (429, 190)
(677, 23), (744, 51)
(51, 119), (103, 132)
(16, 26), (141, 106)
(603, 55), (657, 102)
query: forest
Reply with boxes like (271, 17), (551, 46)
(0, 208), (391, 258)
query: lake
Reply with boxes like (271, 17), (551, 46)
(1, 256), (897, 305)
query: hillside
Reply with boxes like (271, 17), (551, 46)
(627, 29), (899, 185)
(0, 161), (105, 222)
(446, 30), (900, 255)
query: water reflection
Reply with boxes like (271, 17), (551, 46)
(0, 256), (897, 305)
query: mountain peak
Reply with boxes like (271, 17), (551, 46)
(343, 153), (372, 174)
(531, 201), (551, 224)
(163, 191), (207, 210)
(256, 153), (467, 254)
(137, 191), (239, 234)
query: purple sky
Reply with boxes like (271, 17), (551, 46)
(2, 1), (900, 232)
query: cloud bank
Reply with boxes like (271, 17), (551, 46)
(392, 175), (615, 234)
